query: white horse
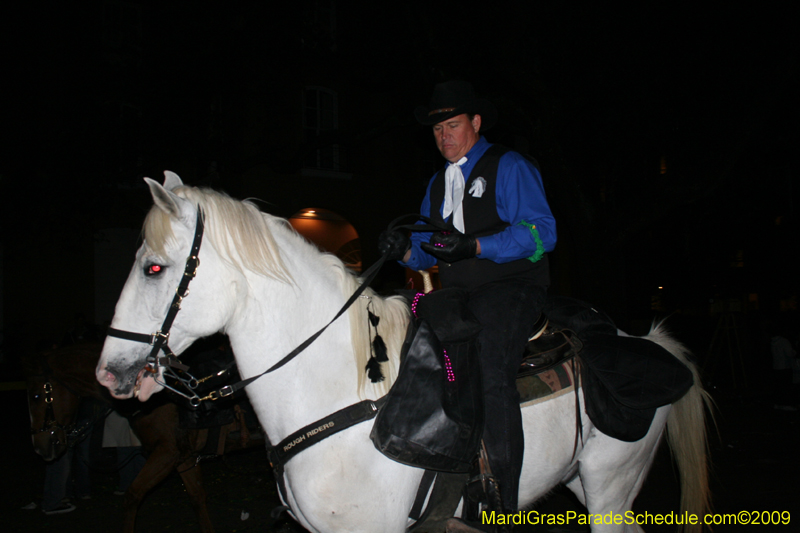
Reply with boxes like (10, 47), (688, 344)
(97, 172), (711, 533)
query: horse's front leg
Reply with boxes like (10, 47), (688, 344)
(119, 446), (182, 533)
(177, 455), (214, 533)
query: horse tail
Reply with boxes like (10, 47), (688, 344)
(648, 322), (714, 533)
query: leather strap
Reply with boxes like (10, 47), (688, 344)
(409, 470), (437, 521)
(268, 397), (386, 468)
(267, 397), (387, 506)
(106, 208), (204, 372)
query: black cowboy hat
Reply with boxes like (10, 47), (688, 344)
(414, 80), (498, 130)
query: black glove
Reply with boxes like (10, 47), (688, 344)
(420, 231), (477, 263)
(378, 230), (411, 261)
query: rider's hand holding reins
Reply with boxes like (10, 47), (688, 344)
(421, 231), (478, 263)
(378, 230), (411, 261)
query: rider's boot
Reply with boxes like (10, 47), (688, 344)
(485, 475), (513, 533)
(447, 474), (512, 533)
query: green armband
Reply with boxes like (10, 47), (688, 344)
(518, 220), (545, 263)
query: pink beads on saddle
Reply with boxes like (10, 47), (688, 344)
(442, 349), (455, 382)
(411, 292), (454, 382)
(411, 292), (424, 317)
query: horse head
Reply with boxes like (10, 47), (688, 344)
(97, 172), (245, 401)
(24, 349), (91, 461)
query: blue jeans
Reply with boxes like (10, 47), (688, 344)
(70, 429), (92, 498)
(42, 451), (72, 510)
(42, 402), (94, 510)
(116, 447), (146, 492)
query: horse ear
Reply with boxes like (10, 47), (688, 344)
(144, 177), (195, 226)
(162, 171), (184, 191)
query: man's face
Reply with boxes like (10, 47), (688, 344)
(433, 114), (481, 163)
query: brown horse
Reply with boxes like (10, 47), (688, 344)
(23, 343), (261, 533)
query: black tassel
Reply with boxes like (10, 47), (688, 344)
(368, 309), (380, 327)
(372, 334), (388, 362)
(365, 357), (385, 383)
(365, 302), (386, 382)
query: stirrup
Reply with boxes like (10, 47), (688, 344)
(520, 327), (582, 375)
(462, 443), (505, 523)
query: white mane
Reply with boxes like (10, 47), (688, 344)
(143, 185), (409, 396)
(144, 185), (292, 283)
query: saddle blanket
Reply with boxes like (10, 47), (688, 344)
(517, 360), (577, 407)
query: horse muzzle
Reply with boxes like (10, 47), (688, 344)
(32, 429), (67, 462)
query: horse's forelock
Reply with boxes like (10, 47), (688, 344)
(143, 204), (176, 257)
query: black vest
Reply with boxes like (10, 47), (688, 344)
(429, 144), (550, 290)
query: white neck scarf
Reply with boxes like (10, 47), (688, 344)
(442, 156), (468, 232)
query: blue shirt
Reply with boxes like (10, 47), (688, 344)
(403, 136), (557, 271)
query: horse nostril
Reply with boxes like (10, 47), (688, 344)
(98, 368), (117, 384)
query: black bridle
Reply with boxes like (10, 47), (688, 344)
(106, 209), (204, 400)
(30, 363), (111, 451)
(30, 380), (73, 441)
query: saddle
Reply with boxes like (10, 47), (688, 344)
(519, 314), (582, 376)
(371, 290), (588, 476)
(543, 296), (694, 442)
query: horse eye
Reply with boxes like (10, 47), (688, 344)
(145, 264), (165, 276)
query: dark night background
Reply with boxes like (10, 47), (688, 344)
(5, 2), (797, 350)
(1, 1), (798, 530)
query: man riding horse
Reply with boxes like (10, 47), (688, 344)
(379, 80), (557, 532)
